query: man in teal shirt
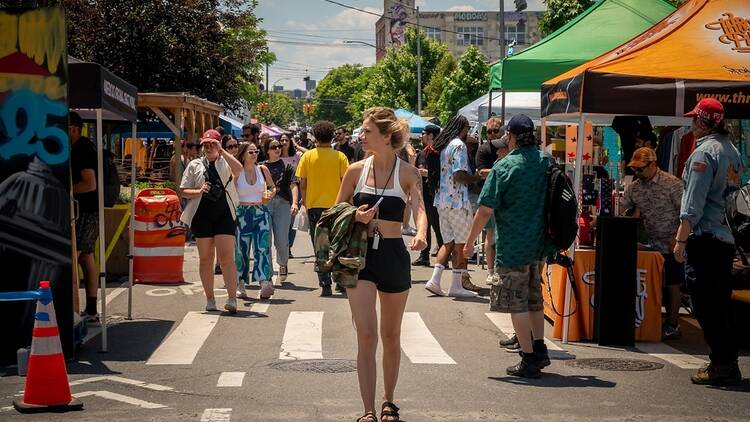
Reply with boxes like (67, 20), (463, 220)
(464, 115), (551, 378)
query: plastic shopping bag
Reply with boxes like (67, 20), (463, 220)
(293, 206), (309, 232)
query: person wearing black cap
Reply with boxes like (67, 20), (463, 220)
(464, 114), (553, 378)
(412, 124), (443, 266)
(69, 112), (100, 322)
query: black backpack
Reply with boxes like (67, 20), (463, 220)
(545, 162), (578, 251)
(102, 150), (120, 207)
(725, 183), (750, 261)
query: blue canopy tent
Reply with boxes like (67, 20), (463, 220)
(394, 109), (437, 134)
(219, 114), (244, 138)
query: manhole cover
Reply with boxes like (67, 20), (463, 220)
(566, 358), (664, 371)
(268, 359), (357, 373)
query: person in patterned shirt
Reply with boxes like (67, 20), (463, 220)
(463, 115), (552, 378)
(424, 115), (482, 298)
(621, 147), (684, 340)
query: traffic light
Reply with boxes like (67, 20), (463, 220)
(514, 0), (527, 12)
(257, 102), (268, 113)
(303, 76), (310, 82)
(303, 103), (314, 116)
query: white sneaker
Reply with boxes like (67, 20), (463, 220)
(447, 286), (478, 298)
(224, 298), (237, 314)
(425, 281), (445, 296)
(205, 298), (218, 311)
(237, 283), (248, 299)
(486, 273), (498, 286)
(259, 281), (274, 300)
(279, 265), (288, 282)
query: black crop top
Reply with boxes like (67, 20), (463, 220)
(352, 156), (407, 222)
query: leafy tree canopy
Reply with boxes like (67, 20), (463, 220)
(46, 0), (271, 109)
(313, 64), (368, 126)
(436, 46), (488, 124)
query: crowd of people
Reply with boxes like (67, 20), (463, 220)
(71, 97), (743, 421)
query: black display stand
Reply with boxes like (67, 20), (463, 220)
(594, 216), (638, 346)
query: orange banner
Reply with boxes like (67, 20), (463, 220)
(542, 249), (664, 342)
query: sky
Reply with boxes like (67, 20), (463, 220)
(255, 0), (546, 91)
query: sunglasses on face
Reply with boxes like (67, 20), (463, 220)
(630, 163), (651, 172)
(269, 145), (281, 150)
(225, 144), (238, 150)
(488, 128), (501, 134)
(247, 150), (259, 155)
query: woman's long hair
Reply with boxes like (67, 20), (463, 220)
(237, 143), (252, 166)
(282, 135), (297, 158)
(426, 115), (469, 194)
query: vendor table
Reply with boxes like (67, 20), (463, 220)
(542, 249), (664, 342)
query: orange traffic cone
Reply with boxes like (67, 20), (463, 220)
(13, 281), (83, 413)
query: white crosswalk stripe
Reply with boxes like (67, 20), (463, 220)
(635, 342), (707, 369)
(146, 312), (219, 365)
(484, 313), (563, 351)
(400, 312), (456, 364)
(279, 311), (324, 360)
(201, 408), (232, 421)
(217, 372), (245, 387)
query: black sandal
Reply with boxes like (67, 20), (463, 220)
(381, 401), (400, 421)
(357, 411), (377, 422)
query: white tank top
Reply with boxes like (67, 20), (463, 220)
(237, 166), (265, 203)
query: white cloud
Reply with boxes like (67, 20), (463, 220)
(446, 5), (477, 12)
(285, 20), (318, 31)
(323, 7), (381, 29)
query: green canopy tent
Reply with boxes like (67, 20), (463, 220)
(487, 0), (675, 130)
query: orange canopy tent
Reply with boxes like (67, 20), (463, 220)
(542, 0), (750, 119)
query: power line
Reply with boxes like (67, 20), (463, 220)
(264, 28), (372, 32)
(266, 30), (375, 43)
(268, 39), (380, 49)
(321, 0), (505, 43)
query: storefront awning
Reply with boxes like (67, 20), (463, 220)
(68, 60), (138, 122)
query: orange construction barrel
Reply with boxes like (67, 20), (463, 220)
(133, 188), (186, 284)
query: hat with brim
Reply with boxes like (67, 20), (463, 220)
(627, 147), (657, 168)
(490, 135), (508, 149)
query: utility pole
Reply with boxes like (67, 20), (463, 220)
(499, 0), (505, 61)
(416, 5), (422, 115)
(265, 62), (269, 96)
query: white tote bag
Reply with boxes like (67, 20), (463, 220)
(293, 206), (309, 232)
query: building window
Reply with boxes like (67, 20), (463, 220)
(425, 27), (442, 42)
(504, 20), (526, 45)
(456, 26), (484, 46)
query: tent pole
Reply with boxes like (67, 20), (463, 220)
(562, 113), (587, 344)
(96, 109), (107, 352)
(501, 88), (506, 125)
(541, 117), (547, 147)
(487, 89), (493, 125)
(127, 123), (136, 320)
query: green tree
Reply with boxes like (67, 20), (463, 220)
(255, 93), (295, 127)
(436, 46), (489, 124)
(58, 0), (270, 109)
(358, 28), (451, 113)
(313, 64), (368, 126)
(539, 0), (594, 36)
(423, 54), (457, 118)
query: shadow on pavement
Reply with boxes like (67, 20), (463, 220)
(488, 373), (616, 388)
(453, 296), (490, 304)
(707, 379), (750, 393)
(72, 319), (175, 372)
(276, 282), (316, 292)
(223, 310), (268, 318)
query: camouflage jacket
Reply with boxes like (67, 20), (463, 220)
(314, 202), (369, 288)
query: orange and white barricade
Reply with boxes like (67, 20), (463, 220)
(133, 188), (186, 284)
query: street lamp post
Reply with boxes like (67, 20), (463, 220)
(416, 6), (421, 115)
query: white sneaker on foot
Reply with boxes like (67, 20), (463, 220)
(447, 286), (478, 298)
(279, 265), (288, 282)
(260, 281), (274, 299)
(237, 283), (248, 299)
(205, 298), (218, 311)
(224, 298), (237, 314)
(425, 281), (445, 296)
(486, 273), (498, 286)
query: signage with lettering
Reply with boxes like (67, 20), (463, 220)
(455, 12), (487, 22)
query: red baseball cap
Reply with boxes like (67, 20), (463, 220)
(201, 129), (222, 142)
(685, 98), (724, 124)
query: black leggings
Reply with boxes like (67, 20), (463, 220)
(420, 192), (443, 260)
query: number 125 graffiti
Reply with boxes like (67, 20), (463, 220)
(0, 90), (69, 165)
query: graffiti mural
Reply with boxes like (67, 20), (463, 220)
(389, 1), (409, 50)
(0, 7), (72, 363)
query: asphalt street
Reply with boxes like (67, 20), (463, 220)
(1, 231), (749, 421)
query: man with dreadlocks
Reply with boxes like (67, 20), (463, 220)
(424, 115), (482, 297)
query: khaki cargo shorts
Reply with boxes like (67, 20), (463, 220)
(490, 262), (543, 313)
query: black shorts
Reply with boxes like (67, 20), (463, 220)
(358, 237), (411, 293)
(662, 253), (686, 286)
(190, 197), (236, 238)
(75, 212), (99, 254)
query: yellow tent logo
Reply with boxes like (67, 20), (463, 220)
(706, 12), (750, 53)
